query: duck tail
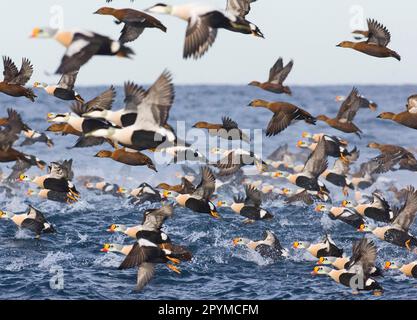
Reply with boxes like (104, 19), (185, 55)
(391, 51), (401, 61)
(117, 45), (135, 59)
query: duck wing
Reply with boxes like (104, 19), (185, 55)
(85, 86), (116, 111)
(2, 56), (19, 83)
(336, 87), (361, 122)
(371, 192), (391, 211)
(244, 184), (262, 207)
(285, 190), (314, 205)
(392, 186), (417, 231)
(58, 70), (79, 90)
(124, 81), (146, 111)
(267, 144), (288, 161)
(192, 166), (216, 200)
(142, 205), (173, 230)
(136, 70), (174, 127)
(347, 238), (377, 278)
(120, 24), (145, 44)
(56, 36), (102, 74)
(135, 262), (155, 291)
(276, 60), (294, 85)
(9, 58), (33, 85)
(303, 138), (328, 178)
(226, 0), (255, 18)
(221, 116), (239, 130)
(184, 13), (218, 59)
(118, 242), (147, 269)
(366, 19), (391, 47)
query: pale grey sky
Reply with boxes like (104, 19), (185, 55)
(1, 0), (416, 85)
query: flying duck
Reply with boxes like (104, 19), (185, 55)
(192, 116), (249, 142)
(213, 148), (266, 176)
(342, 192), (395, 223)
(337, 18), (400, 61)
(300, 133), (350, 160)
(0, 56), (36, 102)
(19, 169), (80, 202)
(0, 205), (55, 238)
(249, 57), (293, 95)
(175, 166), (220, 219)
(145, 2), (264, 59)
(129, 183), (164, 206)
(335, 93), (378, 111)
(293, 234), (344, 258)
(85, 71), (176, 151)
(316, 87), (365, 138)
(156, 177), (196, 195)
(230, 185), (273, 223)
(82, 81), (145, 127)
(233, 230), (289, 259)
(367, 142), (417, 172)
(359, 186), (417, 250)
(117, 238), (183, 291)
(33, 70), (84, 102)
(312, 238), (383, 295)
(274, 137), (329, 194)
(0, 109), (46, 170)
(285, 189), (330, 206)
(248, 99), (316, 136)
(30, 28), (134, 74)
(315, 204), (366, 229)
(94, 7), (167, 43)
(95, 147), (156, 171)
(20, 128), (54, 148)
(85, 181), (127, 197)
(384, 260), (417, 278)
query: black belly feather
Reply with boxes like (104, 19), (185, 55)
(325, 173), (350, 188)
(53, 88), (76, 101)
(295, 176), (320, 192)
(185, 198), (212, 214)
(384, 228), (417, 248)
(130, 130), (167, 151)
(120, 113), (137, 127)
(363, 208), (391, 223)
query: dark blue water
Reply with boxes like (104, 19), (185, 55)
(1, 85), (417, 300)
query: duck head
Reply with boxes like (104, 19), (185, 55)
(335, 95), (346, 102)
(311, 265), (332, 275)
(100, 243), (123, 253)
(94, 150), (113, 158)
(384, 261), (403, 270)
(30, 27), (58, 39)
(18, 174), (31, 182)
(301, 131), (313, 139)
(145, 3), (172, 14)
(33, 82), (48, 89)
(357, 223), (374, 233)
(106, 224), (127, 233)
(0, 210), (13, 220)
(272, 171), (289, 178)
(341, 200), (354, 208)
(293, 241), (311, 249)
(315, 204), (329, 213)
(208, 201), (221, 219)
(47, 113), (70, 123)
(316, 115), (329, 122)
(117, 187), (128, 195)
(296, 140), (309, 149)
(367, 142), (380, 149)
(248, 81), (261, 87)
(377, 112), (395, 120)
(317, 256), (337, 265)
(248, 99), (269, 108)
(336, 41), (355, 48)
(94, 7), (115, 15)
(232, 237), (250, 246)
